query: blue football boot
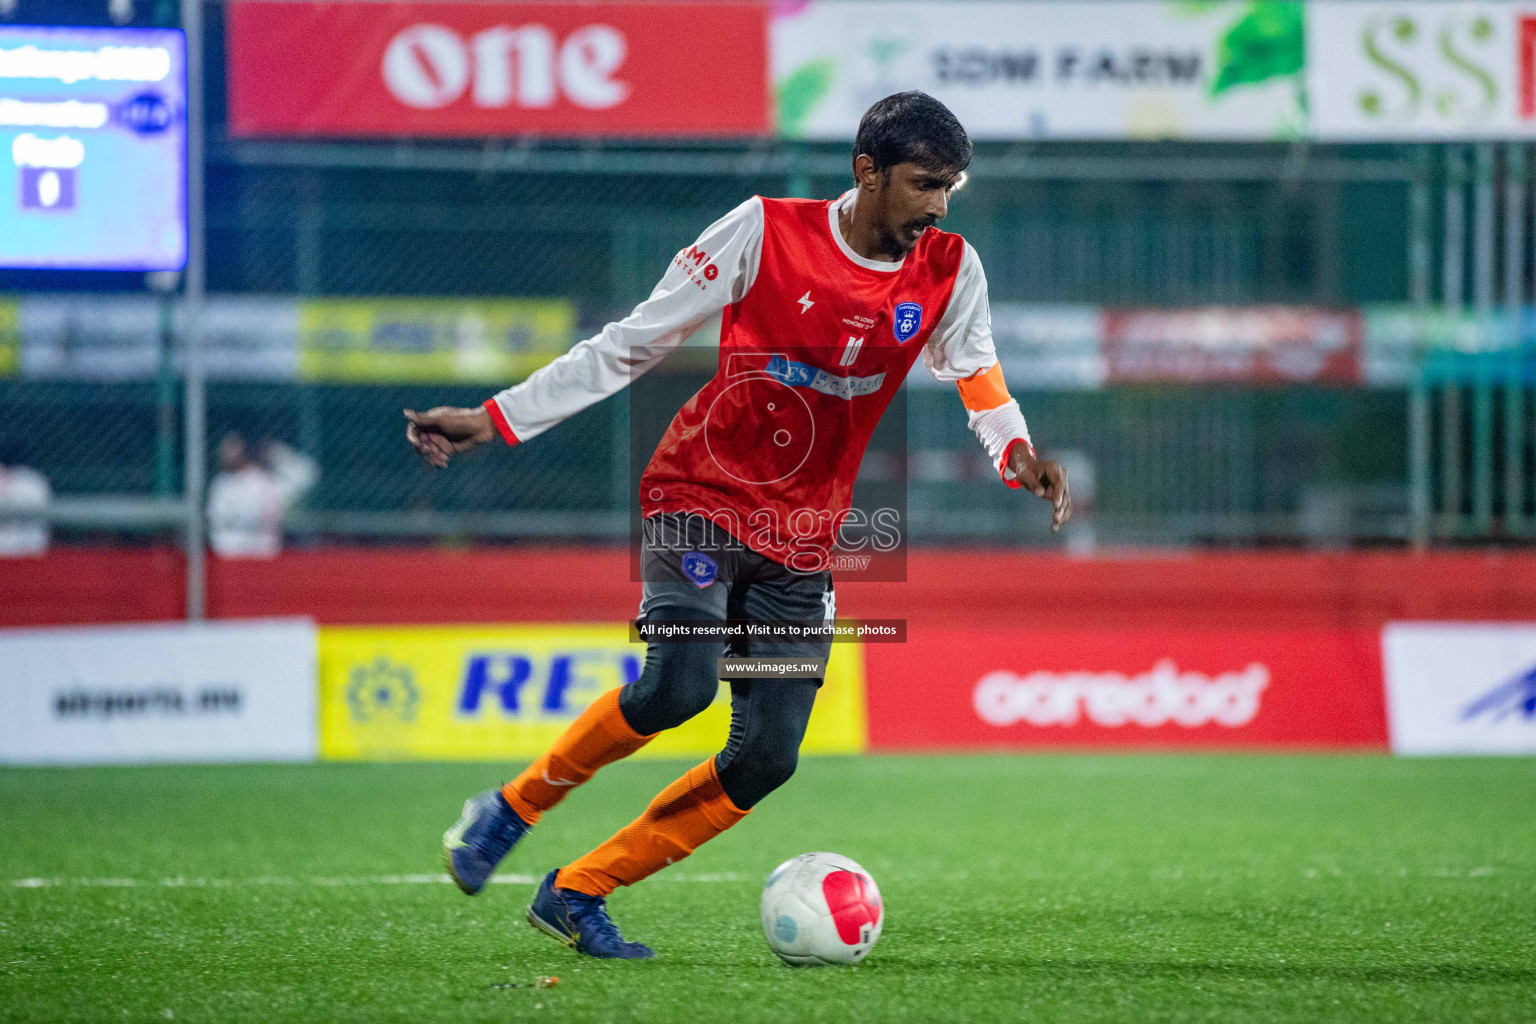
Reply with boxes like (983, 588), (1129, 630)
(526, 868), (655, 959)
(442, 789), (530, 895)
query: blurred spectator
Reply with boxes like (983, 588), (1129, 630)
(0, 462), (50, 556)
(207, 433), (318, 558)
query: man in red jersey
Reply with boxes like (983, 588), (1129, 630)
(407, 92), (1070, 959)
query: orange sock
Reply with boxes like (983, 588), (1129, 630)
(556, 758), (748, 897)
(501, 688), (653, 826)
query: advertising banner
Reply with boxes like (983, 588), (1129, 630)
(1308, 2), (1536, 140)
(0, 297), (16, 377)
(7, 294), (1472, 389)
(223, 0), (1536, 142)
(318, 625), (867, 761)
(0, 619), (318, 765)
(1361, 305), (1530, 386)
(7, 294), (573, 383)
(914, 305), (1365, 389)
(863, 627), (1386, 750)
(1101, 306), (1363, 385)
(226, 1), (770, 138)
(953, 304), (1104, 390)
(18, 294), (299, 380)
(1382, 623), (1536, 754)
(298, 297), (574, 383)
(773, 0), (1306, 140)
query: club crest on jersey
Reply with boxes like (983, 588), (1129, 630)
(893, 302), (924, 342)
(681, 551), (718, 588)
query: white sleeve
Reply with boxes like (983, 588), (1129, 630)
(923, 242), (1033, 485)
(486, 196), (764, 444)
(922, 241), (999, 384)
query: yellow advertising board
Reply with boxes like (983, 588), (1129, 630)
(318, 624), (866, 761)
(0, 299), (18, 377)
(298, 298), (575, 383)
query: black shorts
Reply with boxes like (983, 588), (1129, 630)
(637, 512), (835, 662)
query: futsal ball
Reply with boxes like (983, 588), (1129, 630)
(760, 852), (883, 966)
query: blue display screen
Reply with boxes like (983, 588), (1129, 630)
(0, 25), (186, 270)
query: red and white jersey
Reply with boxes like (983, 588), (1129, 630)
(485, 190), (1032, 565)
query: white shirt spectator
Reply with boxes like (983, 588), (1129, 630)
(0, 465), (50, 556)
(207, 442), (318, 558)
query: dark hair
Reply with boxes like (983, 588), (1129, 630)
(853, 91), (972, 177)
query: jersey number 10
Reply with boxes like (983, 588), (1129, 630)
(838, 335), (865, 368)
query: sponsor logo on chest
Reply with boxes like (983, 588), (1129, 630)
(765, 354), (885, 401)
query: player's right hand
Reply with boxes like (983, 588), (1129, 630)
(404, 406), (497, 469)
(1006, 446), (1072, 533)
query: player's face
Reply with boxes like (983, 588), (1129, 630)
(876, 163), (962, 254)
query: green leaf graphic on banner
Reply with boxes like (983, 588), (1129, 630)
(776, 59), (836, 138)
(1360, 16), (1417, 117)
(1436, 16), (1496, 119)
(1211, 1), (1304, 97)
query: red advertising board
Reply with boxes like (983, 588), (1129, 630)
(864, 627), (1387, 750)
(1101, 307), (1363, 385)
(226, 1), (770, 138)
(1522, 16), (1536, 119)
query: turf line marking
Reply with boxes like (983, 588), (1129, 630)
(9, 872), (746, 889)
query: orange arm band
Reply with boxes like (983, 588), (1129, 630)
(955, 362), (1012, 412)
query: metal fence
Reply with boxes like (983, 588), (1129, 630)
(0, 148), (1459, 565)
(7, 1), (1536, 620)
(203, 144), (1397, 309)
(1411, 352), (1536, 544)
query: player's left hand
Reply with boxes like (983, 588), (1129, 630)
(1007, 446), (1072, 533)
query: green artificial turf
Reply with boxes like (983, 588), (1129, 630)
(1, 755), (1533, 1023)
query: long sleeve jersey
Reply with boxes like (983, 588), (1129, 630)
(485, 191), (1033, 567)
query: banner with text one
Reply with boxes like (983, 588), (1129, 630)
(317, 624), (867, 761)
(226, 1), (770, 138)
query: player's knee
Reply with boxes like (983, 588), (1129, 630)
(620, 638), (720, 735)
(718, 738), (799, 809)
(664, 644), (720, 723)
(757, 744), (800, 793)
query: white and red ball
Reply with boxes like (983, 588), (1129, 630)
(760, 852), (883, 966)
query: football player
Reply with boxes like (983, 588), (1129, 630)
(408, 91), (1069, 958)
